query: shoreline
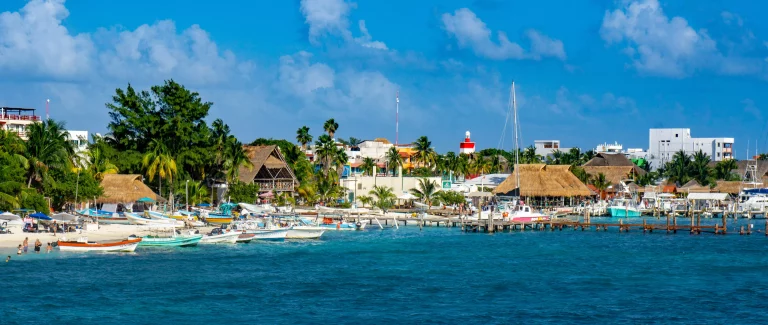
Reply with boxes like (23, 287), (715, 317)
(0, 224), (217, 249)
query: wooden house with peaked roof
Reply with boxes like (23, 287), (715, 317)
(238, 145), (298, 193)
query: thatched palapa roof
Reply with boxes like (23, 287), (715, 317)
(238, 145), (298, 186)
(581, 166), (646, 185)
(97, 174), (160, 204)
(493, 164), (592, 197)
(583, 153), (636, 167)
(712, 181), (741, 195)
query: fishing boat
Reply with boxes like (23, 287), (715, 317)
(231, 220), (289, 241)
(280, 217), (326, 239)
(236, 233), (256, 243)
(200, 228), (240, 244)
(608, 182), (642, 217)
(203, 203), (237, 225)
(146, 211), (204, 227)
(78, 209), (130, 225)
(134, 233), (203, 247)
(125, 212), (182, 226)
(57, 237), (142, 252)
(320, 220), (366, 231)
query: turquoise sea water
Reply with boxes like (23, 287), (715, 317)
(3, 218), (768, 324)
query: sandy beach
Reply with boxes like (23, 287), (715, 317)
(0, 224), (215, 249)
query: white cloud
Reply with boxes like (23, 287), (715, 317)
(299, 0), (387, 51)
(601, 0), (766, 78)
(721, 11), (743, 27)
(524, 87), (638, 120)
(277, 51), (335, 96)
(441, 8), (566, 61)
(0, 0), (93, 79)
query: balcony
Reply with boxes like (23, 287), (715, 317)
(0, 114), (40, 121)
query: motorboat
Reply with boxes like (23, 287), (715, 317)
(133, 229), (203, 247)
(231, 219), (288, 241)
(199, 228), (239, 244)
(236, 233), (256, 243)
(125, 212), (182, 226)
(281, 217), (326, 239)
(57, 237), (142, 252)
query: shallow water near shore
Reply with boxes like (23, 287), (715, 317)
(3, 218), (768, 324)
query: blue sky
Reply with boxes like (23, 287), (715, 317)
(1, 0), (767, 157)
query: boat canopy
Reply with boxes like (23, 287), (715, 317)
(687, 193), (730, 201)
(743, 188), (768, 195)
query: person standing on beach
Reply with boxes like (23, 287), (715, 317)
(23, 237), (28, 253)
(34, 239), (42, 254)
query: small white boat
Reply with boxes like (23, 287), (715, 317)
(125, 212), (182, 226)
(287, 226), (325, 239)
(200, 228), (239, 244)
(232, 220), (289, 241)
(57, 237), (142, 252)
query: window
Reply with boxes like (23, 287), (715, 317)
(675, 134), (679, 138)
(357, 183), (362, 190)
(717, 153), (721, 157)
(717, 143), (720, 148)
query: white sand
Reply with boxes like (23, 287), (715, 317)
(0, 224), (215, 248)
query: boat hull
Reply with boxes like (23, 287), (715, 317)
(200, 232), (239, 244)
(137, 235), (203, 247)
(57, 238), (141, 252)
(126, 213), (181, 226)
(205, 217), (233, 225)
(286, 226), (325, 239)
(245, 229), (289, 241)
(608, 207), (642, 217)
(236, 233), (256, 243)
(95, 216), (131, 225)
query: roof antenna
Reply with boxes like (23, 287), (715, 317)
(46, 99), (50, 120)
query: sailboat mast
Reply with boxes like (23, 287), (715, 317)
(512, 82), (520, 194)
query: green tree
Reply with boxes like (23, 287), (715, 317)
(435, 190), (465, 206)
(690, 150), (714, 186)
(591, 173), (610, 198)
(223, 138), (253, 183)
(713, 159), (739, 181)
(323, 118), (339, 138)
(361, 157), (376, 176)
(314, 134), (337, 176)
(24, 119), (74, 188)
(142, 139), (178, 204)
(296, 126), (312, 150)
(664, 150), (691, 185)
(42, 169), (103, 211)
(410, 177), (440, 208)
(0, 130), (28, 168)
(385, 146), (403, 176)
(226, 181), (260, 203)
(86, 147), (119, 181)
(357, 195), (373, 208)
(413, 136), (435, 169)
(369, 185), (396, 214)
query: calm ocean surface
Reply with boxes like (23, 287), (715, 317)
(3, 218), (768, 324)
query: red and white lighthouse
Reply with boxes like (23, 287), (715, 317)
(459, 131), (475, 154)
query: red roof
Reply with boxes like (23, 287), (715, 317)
(350, 162), (362, 168)
(662, 185), (676, 193)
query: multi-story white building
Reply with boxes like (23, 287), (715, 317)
(0, 107), (41, 140)
(66, 130), (89, 152)
(346, 138), (393, 163)
(534, 140), (571, 158)
(595, 142), (647, 160)
(648, 128), (734, 167)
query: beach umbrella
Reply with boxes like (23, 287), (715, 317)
(137, 197), (155, 203)
(259, 191), (274, 198)
(29, 212), (53, 221)
(0, 212), (21, 221)
(397, 192), (418, 200)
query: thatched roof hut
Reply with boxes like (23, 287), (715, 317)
(493, 164), (592, 197)
(712, 181), (742, 195)
(238, 145), (298, 193)
(581, 166), (646, 185)
(583, 153), (636, 167)
(97, 174), (161, 204)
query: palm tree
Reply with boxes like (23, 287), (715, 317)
(713, 159), (739, 181)
(410, 177), (440, 208)
(142, 139), (178, 205)
(24, 119), (74, 187)
(357, 195), (373, 208)
(0, 130), (27, 165)
(361, 157), (376, 176)
(333, 146), (348, 178)
(488, 154), (501, 173)
(591, 173), (610, 199)
(296, 126), (312, 150)
(690, 150), (713, 186)
(759, 153), (768, 161)
(314, 134), (337, 176)
(566, 147), (583, 165)
(385, 146), (403, 177)
(665, 150), (691, 185)
(413, 136), (435, 169)
(456, 153), (471, 178)
(369, 185), (396, 214)
(323, 118), (339, 138)
(223, 138), (253, 183)
(522, 145), (540, 164)
(86, 147), (119, 181)
(582, 150), (596, 163)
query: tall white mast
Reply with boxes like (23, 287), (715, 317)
(396, 91), (399, 146)
(512, 82), (520, 193)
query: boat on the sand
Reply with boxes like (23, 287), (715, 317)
(200, 228), (239, 244)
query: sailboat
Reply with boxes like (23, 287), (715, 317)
(503, 82), (550, 222)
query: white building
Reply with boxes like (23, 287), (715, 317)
(0, 107), (41, 140)
(66, 130), (89, 152)
(534, 140), (571, 158)
(595, 142), (647, 160)
(648, 128), (734, 167)
(346, 138), (393, 163)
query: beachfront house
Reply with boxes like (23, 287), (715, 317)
(97, 174), (162, 212)
(492, 164), (593, 207)
(238, 145), (299, 194)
